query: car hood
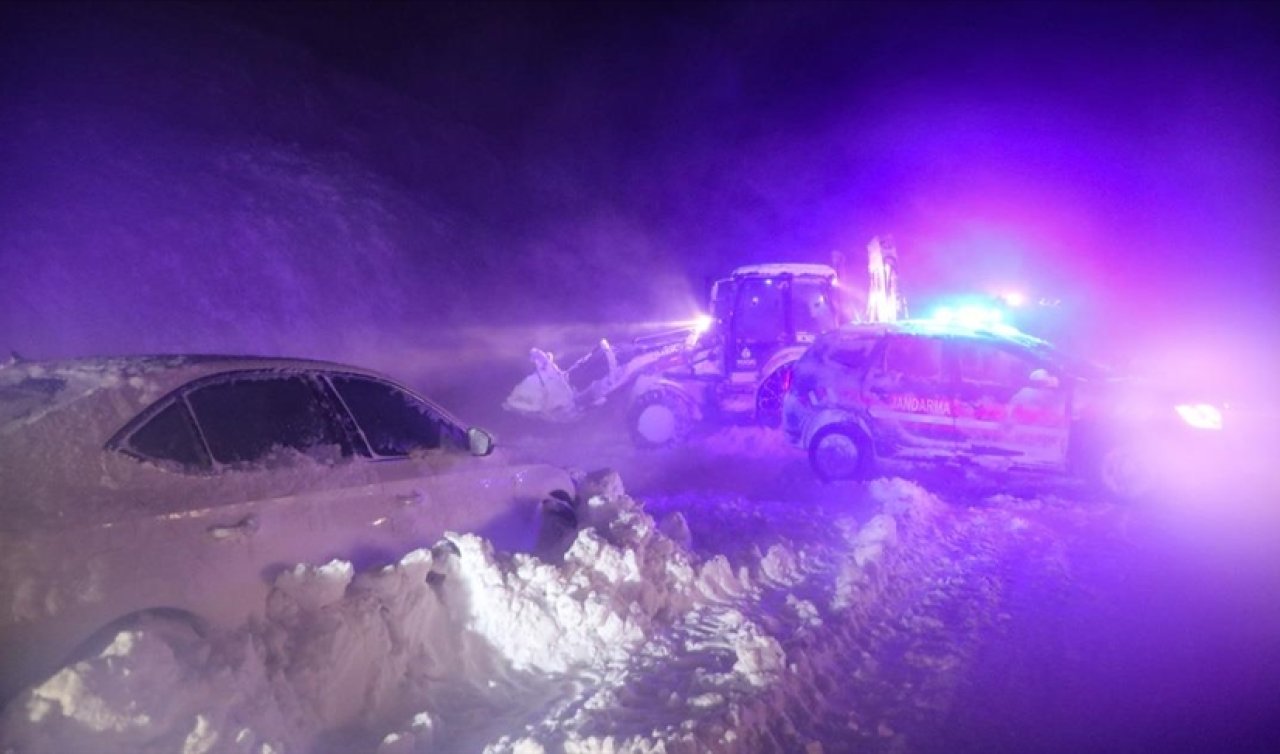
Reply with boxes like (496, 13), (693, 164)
(1071, 373), (1217, 427)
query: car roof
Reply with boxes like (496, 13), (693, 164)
(0, 354), (394, 442)
(0, 355), (450, 530)
(826, 319), (1051, 349)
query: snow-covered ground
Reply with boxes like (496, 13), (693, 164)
(3, 422), (1278, 754)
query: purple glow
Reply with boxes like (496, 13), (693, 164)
(0, 3), (1278, 751)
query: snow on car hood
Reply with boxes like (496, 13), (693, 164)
(0, 471), (969, 754)
(1070, 372), (1200, 428)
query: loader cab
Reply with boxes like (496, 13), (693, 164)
(713, 265), (842, 375)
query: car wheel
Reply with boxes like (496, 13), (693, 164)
(1095, 444), (1154, 501)
(809, 423), (873, 482)
(756, 364), (794, 428)
(71, 609), (206, 665)
(537, 489), (579, 560)
(628, 389), (694, 448)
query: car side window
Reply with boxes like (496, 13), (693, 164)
(331, 376), (464, 457)
(956, 341), (1035, 388)
(125, 399), (211, 471)
(186, 374), (347, 466)
(884, 336), (943, 381)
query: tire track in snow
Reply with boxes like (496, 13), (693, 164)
(479, 480), (1048, 754)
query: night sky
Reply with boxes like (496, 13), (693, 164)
(2, 1), (1277, 373)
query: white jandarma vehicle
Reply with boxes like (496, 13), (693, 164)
(782, 321), (1225, 498)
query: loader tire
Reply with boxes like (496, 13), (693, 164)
(628, 389), (694, 449)
(756, 364), (795, 428)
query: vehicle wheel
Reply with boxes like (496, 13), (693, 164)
(537, 489), (579, 561)
(809, 423), (873, 482)
(1094, 443), (1154, 501)
(628, 389), (694, 449)
(756, 364), (794, 428)
(542, 489), (578, 529)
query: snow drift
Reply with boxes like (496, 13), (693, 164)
(0, 472), (962, 753)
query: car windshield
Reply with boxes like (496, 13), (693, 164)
(1024, 339), (1112, 380)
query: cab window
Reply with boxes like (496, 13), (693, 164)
(709, 279), (734, 329)
(734, 278), (787, 343)
(790, 278), (838, 337)
(331, 376), (464, 457)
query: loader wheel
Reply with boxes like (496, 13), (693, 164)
(756, 364), (794, 428)
(809, 423), (873, 482)
(628, 389), (694, 449)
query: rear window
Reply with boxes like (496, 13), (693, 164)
(0, 376), (65, 425)
(126, 399), (210, 470)
(826, 337), (878, 370)
(805, 332), (879, 368)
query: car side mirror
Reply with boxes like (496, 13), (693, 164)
(1028, 368), (1059, 389)
(467, 427), (495, 456)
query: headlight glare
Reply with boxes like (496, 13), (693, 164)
(1175, 403), (1223, 431)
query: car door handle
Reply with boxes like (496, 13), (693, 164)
(207, 515), (258, 540)
(397, 491), (425, 507)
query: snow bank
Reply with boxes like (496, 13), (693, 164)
(1, 473), (954, 753)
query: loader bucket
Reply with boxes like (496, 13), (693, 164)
(503, 348), (579, 422)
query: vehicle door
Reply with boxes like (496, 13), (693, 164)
(325, 374), (543, 554)
(862, 334), (959, 458)
(106, 370), (387, 627)
(951, 338), (1070, 467)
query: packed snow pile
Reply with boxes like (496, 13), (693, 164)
(1, 473), (990, 754)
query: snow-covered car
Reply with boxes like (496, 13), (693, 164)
(0, 356), (577, 704)
(783, 321), (1224, 498)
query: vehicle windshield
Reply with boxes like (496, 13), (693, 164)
(1024, 339), (1112, 380)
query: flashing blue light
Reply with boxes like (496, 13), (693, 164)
(930, 305), (1001, 324)
(929, 303), (1010, 330)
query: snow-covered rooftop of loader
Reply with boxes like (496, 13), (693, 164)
(730, 263), (838, 279)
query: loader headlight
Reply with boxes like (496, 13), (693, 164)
(1175, 403), (1223, 431)
(663, 314), (714, 337)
